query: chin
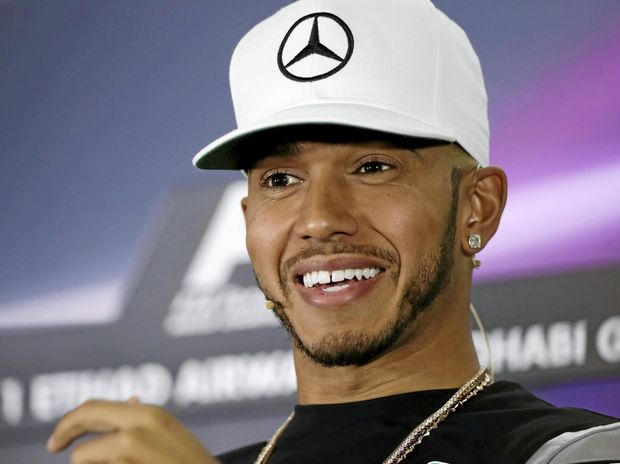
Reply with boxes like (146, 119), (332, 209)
(296, 321), (409, 368)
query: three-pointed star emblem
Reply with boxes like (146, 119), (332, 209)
(277, 12), (354, 82)
(284, 16), (344, 68)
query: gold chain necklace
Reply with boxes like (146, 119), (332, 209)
(254, 368), (491, 464)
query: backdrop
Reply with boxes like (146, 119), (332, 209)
(1, 1), (619, 462)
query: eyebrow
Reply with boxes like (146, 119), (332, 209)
(240, 141), (302, 171)
(242, 136), (437, 171)
(269, 141), (303, 158)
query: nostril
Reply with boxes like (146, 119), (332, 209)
(293, 203), (358, 240)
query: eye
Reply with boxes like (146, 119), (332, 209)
(261, 171), (302, 189)
(357, 160), (393, 174)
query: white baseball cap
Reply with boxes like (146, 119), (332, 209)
(193, 0), (489, 169)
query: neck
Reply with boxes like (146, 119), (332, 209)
(294, 300), (480, 405)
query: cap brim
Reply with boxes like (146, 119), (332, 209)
(193, 103), (456, 170)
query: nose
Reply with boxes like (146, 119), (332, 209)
(293, 177), (358, 241)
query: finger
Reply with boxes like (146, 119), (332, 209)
(70, 427), (174, 464)
(47, 399), (141, 453)
(70, 431), (145, 464)
(69, 433), (117, 463)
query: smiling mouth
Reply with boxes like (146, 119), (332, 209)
(297, 267), (384, 292)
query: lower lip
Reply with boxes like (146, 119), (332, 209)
(295, 273), (385, 308)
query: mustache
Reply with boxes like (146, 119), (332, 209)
(280, 242), (400, 280)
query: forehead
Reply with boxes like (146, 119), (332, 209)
(237, 125), (449, 170)
(263, 139), (415, 161)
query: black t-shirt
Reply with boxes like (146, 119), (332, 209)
(217, 381), (617, 464)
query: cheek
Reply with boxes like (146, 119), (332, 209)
(245, 204), (290, 285)
(361, 189), (444, 262)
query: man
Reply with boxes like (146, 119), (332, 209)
(47, 0), (620, 463)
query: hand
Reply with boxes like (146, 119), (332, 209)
(47, 398), (221, 463)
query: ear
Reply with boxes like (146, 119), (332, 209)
(462, 166), (508, 255)
(240, 196), (248, 219)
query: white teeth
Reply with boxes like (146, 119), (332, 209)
(301, 267), (382, 288)
(318, 270), (331, 284)
(302, 272), (320, 288)
(323, 284), (347, 293)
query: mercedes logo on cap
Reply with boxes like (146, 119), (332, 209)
(278, 12), (354, 82)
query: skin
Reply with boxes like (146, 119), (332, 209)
(47, 397), (220, 463)
(47, 139), (507, 462)
(243, 140), (507, 403)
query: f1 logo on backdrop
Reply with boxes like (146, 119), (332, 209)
(182, 181), (248, 290)
(164, 181), (278, 337)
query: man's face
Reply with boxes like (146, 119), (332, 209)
(243, 139), (465, 367)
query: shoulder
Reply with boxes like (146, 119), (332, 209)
(216, 441), (266, 464)
(477, 381), (617, 427)
(525, 422), (620, 463)
(461, 381), (619, 463)
(472, 381), (617, 425)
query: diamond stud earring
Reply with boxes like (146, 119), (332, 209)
(468, 234), (482, 249)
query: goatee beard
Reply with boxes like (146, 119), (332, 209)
(257, 168), (462, 368)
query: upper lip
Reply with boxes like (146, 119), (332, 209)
(291, 255), (388, 281)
